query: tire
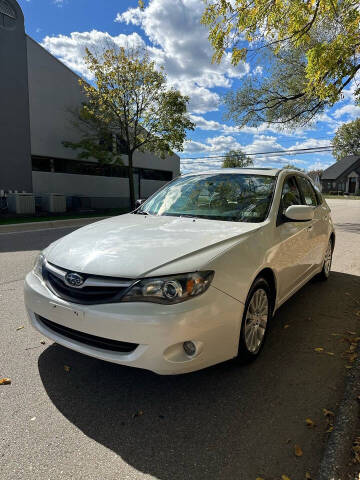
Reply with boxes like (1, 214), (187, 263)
(318, 238), (333, 281)
(236, 277), (273, 363)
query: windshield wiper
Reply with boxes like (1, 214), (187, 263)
(134, 210), (149, 215)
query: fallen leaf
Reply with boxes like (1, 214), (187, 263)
(64, 365), (71, 373)
(16, 326), (24, 331)
(352, 437), (360, 464)
(314, 347), (324, 352)
(356, 311), (360, 317)
(284, 324), (290, 329)
(347, 331), (356, 335)
(294, 444), (303, 457)
(331, 333), (342, 336)
(305, 418), (316, 428)
(133, 410), (144, 418)
(346, 365), (353, 369)
(326, 425), (334, 433)
(325, 352), (335, 356)
(0, 377), (11, 385)
(281, 475), (291, 480)
(305, 473), (312, 479)
(323, 409), (335, 417)
(256, 478), (264, 480)
(349, 353), (358, 363)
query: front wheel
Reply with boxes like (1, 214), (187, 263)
(318, 238), (333, 281)
(237, 277), (272, 363)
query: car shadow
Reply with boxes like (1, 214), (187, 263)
(38, 271), (360, 480)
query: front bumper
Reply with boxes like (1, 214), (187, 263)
(24, 271), (243, 375)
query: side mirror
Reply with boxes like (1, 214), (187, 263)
(284, 205), (314, 221)
(135, 199), (145, 208)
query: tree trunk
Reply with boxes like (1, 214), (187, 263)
(128, 151), (136, 210)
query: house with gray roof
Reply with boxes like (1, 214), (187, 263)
(321, 155), (360, 195)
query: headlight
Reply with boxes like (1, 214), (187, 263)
(122, 271), (214, 304)
(33, 253), (45, 280)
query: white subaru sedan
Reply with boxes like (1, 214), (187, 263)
(24, 169), (334, 374)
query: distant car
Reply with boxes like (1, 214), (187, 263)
(24, 169), (335, 374)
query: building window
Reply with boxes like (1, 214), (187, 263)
(32, 156), (52, 172)
(141, 168), (173, 181)
(31, 156), (173, 182)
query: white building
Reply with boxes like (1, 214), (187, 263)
(0, 0), (180, 211)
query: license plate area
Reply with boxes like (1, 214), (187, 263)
(49, 302), (85, 323)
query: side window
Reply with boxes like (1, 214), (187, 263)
(297, 176), (318, 206)
(280, 176), (302, 214)
(313, 184), (323, 204)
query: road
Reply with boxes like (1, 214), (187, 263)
(1, 200), (359, 480)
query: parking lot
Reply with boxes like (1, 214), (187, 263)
(1, 199), (360, 480)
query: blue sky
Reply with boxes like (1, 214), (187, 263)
(19, 0), (360, 173)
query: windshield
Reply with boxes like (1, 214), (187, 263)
(138, 173), (276, 223)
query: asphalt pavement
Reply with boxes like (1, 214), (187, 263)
(1, 200), (360, 480)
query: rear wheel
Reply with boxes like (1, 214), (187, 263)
(237, 277), (272, 363)
(318, 238), (333, 281)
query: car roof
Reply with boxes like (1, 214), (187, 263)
(182, 168), (281, 177)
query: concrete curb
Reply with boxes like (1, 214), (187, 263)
(0, 216), (108, 234)
(318, 342), (360, 480)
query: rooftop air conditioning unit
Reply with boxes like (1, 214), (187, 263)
(7, 193), (35, 214)
(42, 194), (66, 213)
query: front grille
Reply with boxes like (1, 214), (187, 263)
(43, 262), (133, 305)
(38, 316), (138, 353)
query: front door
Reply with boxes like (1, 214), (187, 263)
(273, 175), (313, 301)
(349, 177), (356, 194)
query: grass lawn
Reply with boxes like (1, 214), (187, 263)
(324, 195), (360, 200)
(0, 209), (128, 226)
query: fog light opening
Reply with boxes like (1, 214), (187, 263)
(183, 341), (197, 357)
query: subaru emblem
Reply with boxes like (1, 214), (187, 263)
(65, 272), (85, 288)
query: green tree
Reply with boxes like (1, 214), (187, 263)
(332, 118), (360, 160)
(202, 0), (360, 127)
(282, 164), (304, 171)
(65, 47), (194, 209)
(222, 149), (253, 168)
(63, 106), (125, 165)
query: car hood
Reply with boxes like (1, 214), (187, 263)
(45, 214), (260, 278)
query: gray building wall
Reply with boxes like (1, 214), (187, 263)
(26, 36), (180, 198)
(27, 36), (88, 161)
(0, 0), (32, 192)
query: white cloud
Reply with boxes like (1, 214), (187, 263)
(182, 133), (284, 158)
(293, 138), (331, 154)
(41, 30), (145, 80)
(115, 0), (249, 113)
(307, 160), (331, 171)
(332, 103), (360, 120)
(115, 7), (144, 26)
(189, 114), (316, 138)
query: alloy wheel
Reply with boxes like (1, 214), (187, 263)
(244, 288), (269, 354)
(324, 241), (332, 277)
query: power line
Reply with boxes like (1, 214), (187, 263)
(180, 145), (333, 161)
